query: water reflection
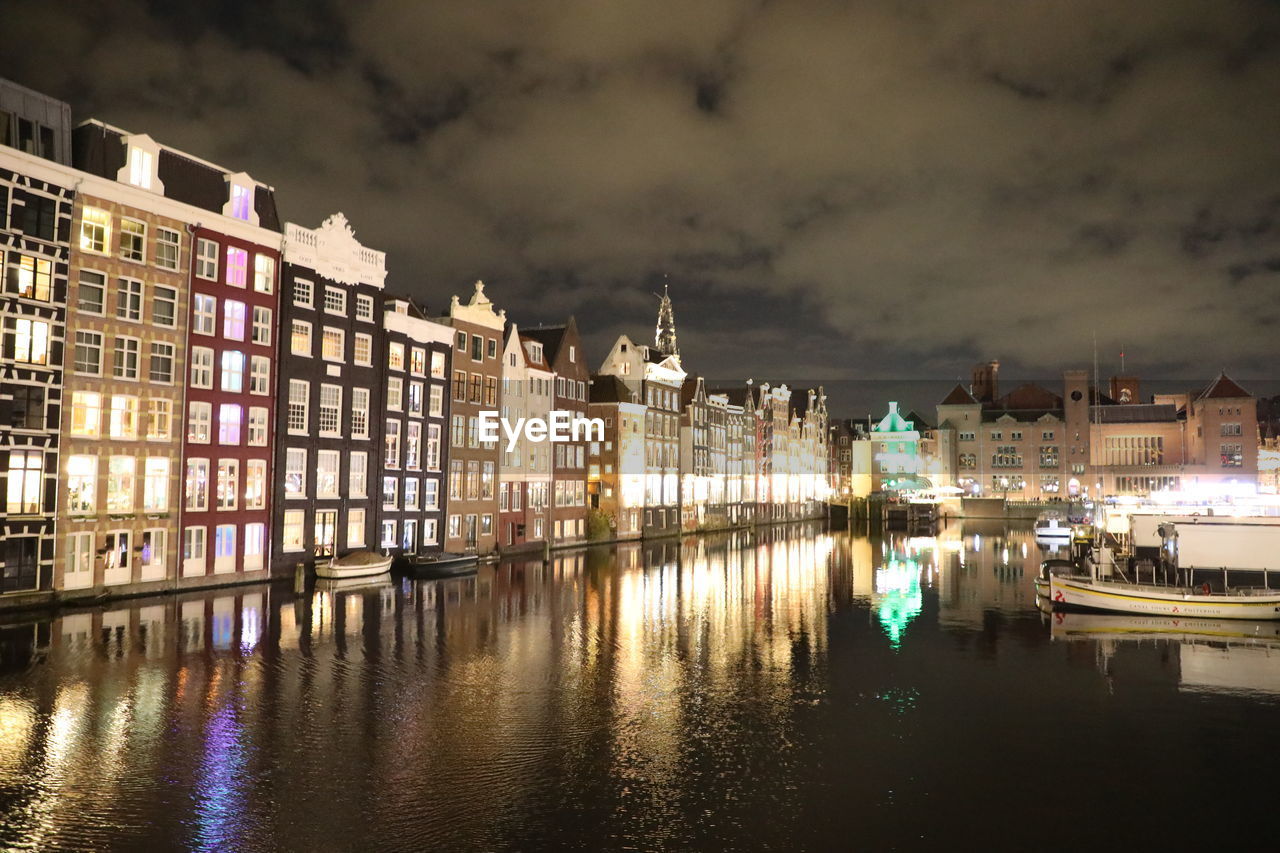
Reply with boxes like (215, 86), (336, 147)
(1, 520), (1278, 850)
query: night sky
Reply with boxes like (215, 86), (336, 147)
(7, 0), (1280, 390)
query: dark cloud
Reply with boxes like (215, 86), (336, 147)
(7, 0), (1280, 393)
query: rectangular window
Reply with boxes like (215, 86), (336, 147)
(196, 238), (218, 280)
(288, 380), (309, 433)
(251, 306), (272, 345)
(223, 299), (246, 340)
(388, 342), (405, 371)
(226, 247), (248, 287)
(218, 404), (242, 445)
(214, 524), (236, 572)
(285, 447), (307, 498)
(153, 285), (178, 327)
(423, 478), (440, 509)
(147, 398), (172, 441)
(220, 351), (244, 392)
(426, 424), (441, 471)
(247, 406), (268, 446)
(451, 415), (465, 447)
(291, 320), (312, 356)
(6, 450), (43, 514)
(120, 218), (146, 262)
(80, 206), (111, 254)
(293, 279), (313, 307)
(74, 330), (103, 375)
(317, 450), (340, 498)
(406, 421), (422, 470)
(149, 342), (175, 383)
(470, 373), (482, 404)
(471, 334), (482, 361)
(430, 351), (446, 378)
(244, 523), (265, 569)
(156, 227), (180, 270)
(282, 510), (305, 552)
(347, 508), (367, 548)
(1221, 444), (1243, 468)
(245, 460), (267, 510)
(6, 318), (50, 365)
(423, 518), (438, 546)
(318, 384), (342, 436)
(66, 455), (97, 514)
(5, 255), (52, 302)
(116, 278), (143, 321)
(106, 455), (135, 513)
(108, 395), (139, 439)
(387, 377), (403, 411)
(484, 376), (497, 406)
(321, 327), (344, 361)
(249, 355), (270, 396)
(448, 461), (462, 500)
(381, 520), (397, 549)
(355, 293), (374, 321)
(193, 293), (216, 334)
(67, 532), (94, 581)
(385, 420), (401, 468)
(383, 476), (398, 509)
(410, 347), (426, 375)
(190, 347), (214, 388)
(187, 402), (212, 444)
(351, 388), (370, 438)
(354, 333), (372, 366)
(113, 336), (140, 379)
(408, 381), (423, 415)
(349, 451), (368, 498)
(143, 458), (169, 512)
(253, 254), (274, 294)
(77, 270), (106, 314)
(453, 369), (466, 401)
(323, 286), (346, 315)
(429, 385), (444, 418)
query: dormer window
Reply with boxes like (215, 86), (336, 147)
(230, 184), (252, 220)
(128, 149), (153, 189)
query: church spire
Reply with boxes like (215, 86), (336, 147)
(655, 281), (679, 357)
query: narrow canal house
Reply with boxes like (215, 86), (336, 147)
(522, 317), (589, 545)
(176, 163), (281, 580)
(57, 123), (190, 596)
(378, 297), (451, 558)
(273, 214), (386, 570)
(439, 280), (505, 555)
(587, 374), (645, 540)
(0, 81), (73, 604)
(498, 322), (530, 551)
(519, 330), (554, 547)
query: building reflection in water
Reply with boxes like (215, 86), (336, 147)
(2, 520), (1277, 849)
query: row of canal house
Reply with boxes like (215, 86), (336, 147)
(1, 77), (831, 608)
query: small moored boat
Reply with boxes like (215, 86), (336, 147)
(407, 552), (479, 579)
(1034, 511), (1073, 541)
(316, 550), (393, 580)
(1033, 558), (1080, 599)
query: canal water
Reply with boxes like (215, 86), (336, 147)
(1, 521), (1277, 851)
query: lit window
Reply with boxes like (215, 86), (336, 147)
(347, 508), (367, 548)
(410, 348), (426, 375)
(6, 450), (43, 514)
(321, 327), (344, 361)
(128, 148), (153, 189)
(70, 391), (102, 437)
(218, 404), (242, 445)
(385, 419), (401, 468)
(383, 476), (398, 508)
(80, 207), (111, 254)
(247, 407), (268, 446)
(354, 333), (372, 366)
(147, 398), (172, 440)
(282, 510), (305, 552)
(196, 238), (218, 280)
(317, 450), (340, 498)
(185, 459), (209, 510)
(349, 452), (368, 498)
(253, 254), (274, 294)
(225, 247), (248, 287)
(245, 461), (267, 510)
(430, 351), (445, 378)
(291, 320), (311, 356)
(7, 255), (52, 301)
(214, 524), (236, 571)
(119, 219), (146, 262)
(351, 388), (370, 438)
(144, 458), (169, 512)
(244, 523), (265, 568)
(223, 300), (246, 340)
(216, 459), (239, 510)
(388, 342), (405, 371)
(108, 395), (139, 439)
(7, 318), (50, 365)
(66, 455), (97, 514)
(220, 351), (244, 393)
(285, 448), (307, 497)
(106, 455), (135, 513)
(230, 184), (252, 221)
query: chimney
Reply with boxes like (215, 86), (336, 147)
(971, 360), (1000, 404)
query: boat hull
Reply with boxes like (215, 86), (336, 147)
(1049, 576), (1280, 621)
(315, 554), (393, 579)
(407, 553), (479, 579)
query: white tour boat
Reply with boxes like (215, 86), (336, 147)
(1048, 574), (1280, 621)
(315, 550), (393, 580)
(1034, 511), (1073, 541)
